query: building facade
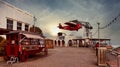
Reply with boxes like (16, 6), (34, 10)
(0, 1), (34, 33)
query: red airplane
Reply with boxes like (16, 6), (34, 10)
(58, 21), (82, 31)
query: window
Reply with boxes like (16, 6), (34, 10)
(21, 38), (30, 45)
(30, 39), (39, 45)
(7, 19), (13, 30)
(17, 22), (22, 30)
(25, 24), (29, 31)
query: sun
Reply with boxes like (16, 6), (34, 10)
(51, 26), (62, 36)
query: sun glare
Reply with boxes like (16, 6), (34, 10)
(51, 26), (61, 36)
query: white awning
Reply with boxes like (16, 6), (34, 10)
(23, 33), (44, 39)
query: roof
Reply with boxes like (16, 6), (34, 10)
(0, 28), (10, 35)
(73, 38), (111, 41)
(7, 31), (44, 39)
(22, 33), (44, 39)
(90, 38), (111, 41)
(45, 39), (53, 41)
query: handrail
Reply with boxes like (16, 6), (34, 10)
(106, 50), (120, 67)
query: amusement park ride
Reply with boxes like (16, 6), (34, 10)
(58, 20), (93, 37)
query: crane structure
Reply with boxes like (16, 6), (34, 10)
(70, 20), (93, 38)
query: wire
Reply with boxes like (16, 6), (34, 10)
(100, 13), (120, 29)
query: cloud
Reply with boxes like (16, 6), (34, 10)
(2, 0), (120, 46)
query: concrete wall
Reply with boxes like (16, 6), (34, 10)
(0, 1), (34, 31)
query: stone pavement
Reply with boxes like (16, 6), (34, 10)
(0, 47), (98, 67)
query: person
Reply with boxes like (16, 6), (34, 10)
(58, 40), (60, 47)
(54, 40), (57, 46)
(95, 42), (99, 56)
(68, 40), (72, 46)
(95, 42), (99, 48)
(62, 40), (65, 47)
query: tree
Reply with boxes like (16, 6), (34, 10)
(0, 36), (6, 56)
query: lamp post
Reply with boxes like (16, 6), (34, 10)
(97, 23), (100, 45)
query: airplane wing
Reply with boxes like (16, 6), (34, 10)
(64, 22), (76, 27)
(70, 20), (79, 23)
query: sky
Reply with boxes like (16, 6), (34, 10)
(2, 0), (120, 46)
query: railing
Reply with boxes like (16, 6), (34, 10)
(106, 50), (120, 67)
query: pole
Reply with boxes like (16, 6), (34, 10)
(85, 22), (89, 38)
(97, 23), (100, 46)
(33, 16), (36, 32)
